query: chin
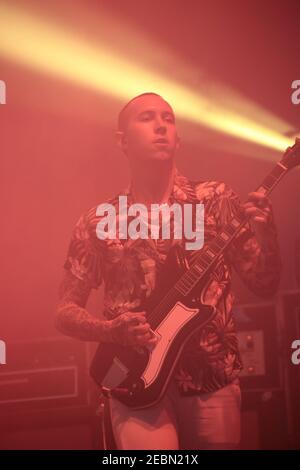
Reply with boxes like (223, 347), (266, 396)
(150, 150), (173, 161)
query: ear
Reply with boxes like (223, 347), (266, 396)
(115, 130), (128, 154)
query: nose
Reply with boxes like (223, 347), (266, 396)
(154, 117), (167, 134)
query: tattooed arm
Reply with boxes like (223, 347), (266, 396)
(55, 270), (154, 346)
(55, 270), (113, 342)
(57, 208), (155, 344)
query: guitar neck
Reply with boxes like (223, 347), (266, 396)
(147, 138), (299, 327)
(175, 161), (288, 296)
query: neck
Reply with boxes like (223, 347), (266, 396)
(130, 159), (176, 205)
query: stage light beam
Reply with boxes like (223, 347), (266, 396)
(0, 3), (293, 153)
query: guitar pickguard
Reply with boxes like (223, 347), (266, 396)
(141, 301), (199, 387)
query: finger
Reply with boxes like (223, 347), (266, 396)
(243, 201), (269, 209)
(145, 337), (158, 347)
(127, 323), (150, 335)
(136, 334), (158, 347)
(244, 206), (271, 221)
(130, 323), (151, 334)
(247, 193), (270, 208)
(242, 203), (257, 213)
(128, 311), (146, 316)
(148, 336), (158, 344)
(148, 332), (158, 344)
(243, 201), (269, 212)
(242, 204), (268, 214)
(243, 202), (255, 208)
(144, 330), (158, 342)
(244, 206), (261, 216)
(127, 313), (147, 324)
(253, 216), (268, 223)
(247, 192), (268, 201)
(134, 334), (151, 346)
(131, 312), (147, 320)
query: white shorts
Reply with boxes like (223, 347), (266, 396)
(108, 378), (241, 450)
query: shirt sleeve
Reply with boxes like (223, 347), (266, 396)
(213, 183), (282, 298)
(63, 209), (103, 289)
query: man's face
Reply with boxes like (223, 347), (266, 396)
(118, 95), (180, 162)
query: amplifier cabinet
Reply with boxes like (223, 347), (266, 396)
(0, 337), (90, 414)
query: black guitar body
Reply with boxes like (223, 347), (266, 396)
(90, 244), (216, 409)
(90, 137), (300, 409)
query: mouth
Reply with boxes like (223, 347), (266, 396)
(153, 138), (169, 144)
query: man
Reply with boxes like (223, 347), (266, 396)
(56, 92), (281, 450)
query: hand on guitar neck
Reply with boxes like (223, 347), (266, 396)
(242, 191), (273, 244)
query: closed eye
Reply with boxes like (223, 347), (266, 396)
(162, 113), (175, 123)
(137, 111), (175, 123)
(138, 111), (154, 121)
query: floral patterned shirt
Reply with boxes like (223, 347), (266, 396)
(64, 169), (281, 395)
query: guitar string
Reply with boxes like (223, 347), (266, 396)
(147, 163), (288, 328)
(147, 224), (241, 326)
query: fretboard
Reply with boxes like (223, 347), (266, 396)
(174, 161), (288, 296)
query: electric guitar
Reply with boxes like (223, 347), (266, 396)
(90, 138), (300, 409)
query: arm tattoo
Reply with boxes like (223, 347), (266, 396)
(56, 271), (110, 342)
(58, 270), (91, 308)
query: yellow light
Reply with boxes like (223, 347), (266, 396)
(0, 3), (294, 153)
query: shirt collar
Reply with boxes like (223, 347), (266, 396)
(123, 167), (194, 205)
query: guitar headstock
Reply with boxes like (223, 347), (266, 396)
(281, 137), (300, 170)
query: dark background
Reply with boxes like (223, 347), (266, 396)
(1, 0), (299, 339)
(0, 0), (299, 449)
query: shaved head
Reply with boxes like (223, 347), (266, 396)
(118, 92), (174, 132)
(116, 92), (179, 163)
